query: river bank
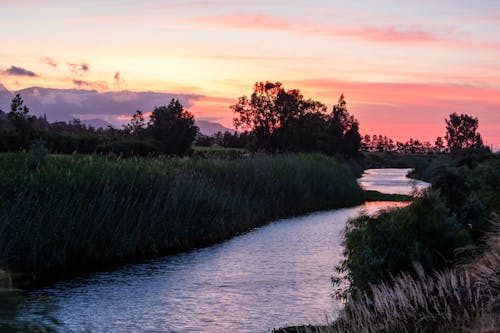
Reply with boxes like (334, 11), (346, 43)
(0, 152), (364, 288)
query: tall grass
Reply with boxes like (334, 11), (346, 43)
(0, 153), (363, 285)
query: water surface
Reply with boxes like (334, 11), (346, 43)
(358, 168), (429, 195)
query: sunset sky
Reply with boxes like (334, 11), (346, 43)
(1, 0), (499, 147)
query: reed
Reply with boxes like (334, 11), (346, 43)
(0, 152), (363, 286)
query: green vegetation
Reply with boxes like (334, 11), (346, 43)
(324, 152), (499, 332)
(192, 146), (248, 159)
(276, 152), (499, 333)
(232, 82), (361, 155)
(0, 152), (363, 287)
(338, 153), (499, 296)
(275, 219), (499, 332)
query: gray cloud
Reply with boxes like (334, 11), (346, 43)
(3, 65), (38, 77)
(72, 79), (108, 90)
(68, 63), (90, 74)
(0, 86), (202, 124)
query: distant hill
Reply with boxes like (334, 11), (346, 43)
(195, 120), (235, 136)
(0, 84), (13, 109)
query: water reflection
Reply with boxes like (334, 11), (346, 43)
(3, 169), (425, 332)
(358, 168), (430, 195)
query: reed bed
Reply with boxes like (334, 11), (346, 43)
(0, 152), (363, 285)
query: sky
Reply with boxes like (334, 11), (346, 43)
(0, 0), (499, 147)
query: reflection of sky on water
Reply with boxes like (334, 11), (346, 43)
(358, 168), (430, 195)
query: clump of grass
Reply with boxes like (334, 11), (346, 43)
(0, 153), (363, 286)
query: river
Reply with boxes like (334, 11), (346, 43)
(1, 168), (429, 332)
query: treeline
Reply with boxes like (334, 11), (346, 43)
(361, 134), (447, 154)
(0, 83), (490, 158)
(0, 95), (198, 157)
(0, 82), (364, 158)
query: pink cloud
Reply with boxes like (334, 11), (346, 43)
(191, 13), (441, 44)
(190, 13), (500, 51)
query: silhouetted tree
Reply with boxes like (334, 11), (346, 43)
(445, 113), (483, 151)
(124, 110), (146, 137)
(8, 93), (32, 134)
(231, 81), (326, 152)
(148, 99), (198, 155)
(435, 136), (445, 153)
(325, 95), (361, 156)
(342, 122), (362, 156)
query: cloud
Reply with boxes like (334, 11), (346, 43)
(0, 86), (202, 124)
(2, 65), (38, 77)
(191, 13), (441, 44)
(72, 79), (108, 90)
(68, 63), (90, 74)
(40, 57), (57, 68)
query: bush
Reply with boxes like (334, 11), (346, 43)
(96, 140), (160, 157)
(336, 191), (473, 296)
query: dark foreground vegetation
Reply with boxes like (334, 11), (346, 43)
(0, 153), (363, 287)
(276, 150), (499, 333)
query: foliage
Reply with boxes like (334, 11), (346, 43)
(148, 99), (198, 155)
(123, 110), (147, 137)
(316, 220), (499, 333)
(96, 139), (160, 158)
(0, 153), (363, 285)
(1, 94), (200, 157)
(337, 152), (499, 298)
(192, 146), (247, 159)
(231, 82), (361, 156)
(336, 192), (473, 296)
(232, 81), (327, 153)
(7, 93), (32, 133)
(445, 113), (484, 151)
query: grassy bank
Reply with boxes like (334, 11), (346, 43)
(0, 153), (363, 287)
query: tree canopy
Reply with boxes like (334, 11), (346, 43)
(231, 81), (361, 156)
(148, 99), (198, 155)
(445, 113), (484, 151)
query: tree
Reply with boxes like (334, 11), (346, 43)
(435, 136), (445, 153)
(148, 99), (198, 155)
(231, 81), (326, 152)
(445, 113), (483, 151)
(8, 93), (32, 133)
(325, 95), (361, 156)
(342, 122), (362, 156)
(124, 110), (146, 137)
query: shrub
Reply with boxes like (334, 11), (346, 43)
(96, 140), (160, 157)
